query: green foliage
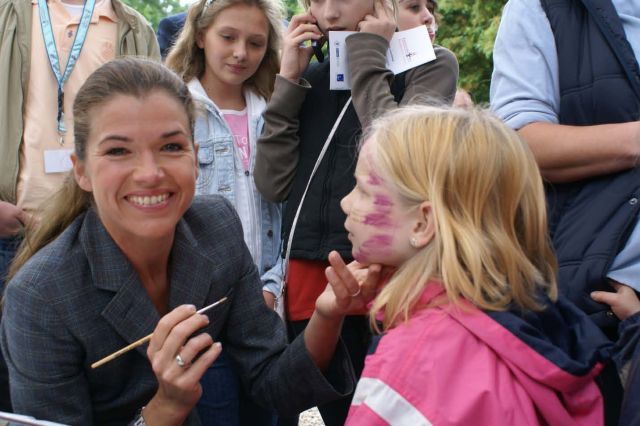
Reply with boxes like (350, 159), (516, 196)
(436, 0), (507, 104)
(120, 0), (187, 30)
(284, 0), (302, 19)
(123, 0), (300, 29)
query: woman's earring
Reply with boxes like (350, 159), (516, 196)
(410, 237), (418, 247)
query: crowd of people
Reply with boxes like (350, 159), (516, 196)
(0, 0), (638, 425)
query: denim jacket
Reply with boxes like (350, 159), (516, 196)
(188, 79), (283, 295)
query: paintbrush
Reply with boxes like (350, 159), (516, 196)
(91, 296), (228, 369)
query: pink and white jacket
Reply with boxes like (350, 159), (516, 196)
(346, 282), (617, 426)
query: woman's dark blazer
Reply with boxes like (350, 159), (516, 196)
(0, 195), (353, 424)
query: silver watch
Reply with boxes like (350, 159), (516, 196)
(131, 407), (147, 426)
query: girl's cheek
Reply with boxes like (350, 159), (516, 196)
(354, 234), (393, 263)
(363, 193), (395, 228)
(362, 234), (393, 250)
(348, 207), (367, 224)
(367, 171), (383, 186)
(374, 194), (393, 207)
(363, 212), (393, 228)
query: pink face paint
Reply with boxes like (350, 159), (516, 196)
(374, 194), (393, 207)
(363, 195), (394, 228)
(367, 171), (383, 186)
(363, 212), (393, 228)
(354, 234), (393, 264)
(362, 234), (393, 248)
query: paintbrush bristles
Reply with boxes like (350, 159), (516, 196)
(91, 296), (228, 369)
(196, 297), (228, 314)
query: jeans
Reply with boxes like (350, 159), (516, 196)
(0, 235), (20, 294)
(0, 235), (19, 412)
(197, 350), (276, 426)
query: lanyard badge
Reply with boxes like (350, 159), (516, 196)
(38, 0), (96, 144)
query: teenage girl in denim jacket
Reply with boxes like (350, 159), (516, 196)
(167, 0), (284, 306)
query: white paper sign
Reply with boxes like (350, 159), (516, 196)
(44, 148), (73, 173)
(386, 26), (436, 74)
(329, 26), (436, 90)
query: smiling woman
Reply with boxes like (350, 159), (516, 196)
(72, 91), (198, 269)
(0, 57), (361, 425)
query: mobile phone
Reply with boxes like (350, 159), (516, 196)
(312, 38), (325, 63)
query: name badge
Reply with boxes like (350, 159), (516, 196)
(44, 149), (73, 173)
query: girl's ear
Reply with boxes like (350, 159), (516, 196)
(410, 201), (435, 248)
(196, 30), (205, 49)
(71, 153), (93, 193)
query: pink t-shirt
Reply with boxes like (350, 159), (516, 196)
(222, 109), (250, 171)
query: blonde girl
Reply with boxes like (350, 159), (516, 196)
(253, 0), (458, 422)
(322, 105), (637, 425)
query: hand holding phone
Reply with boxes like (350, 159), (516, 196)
(280, 12), (323, 82)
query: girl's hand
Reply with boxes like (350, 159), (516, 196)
(143, 305), (222, 425)
(280, 12), (323, 82)
(591, 281), (640, 321)
(315, 251), (383, 320)
(357, 0), (396, 42)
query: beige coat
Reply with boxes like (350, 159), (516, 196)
(0, 0), (160, 203)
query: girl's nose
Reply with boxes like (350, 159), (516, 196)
(341, 190), (353, 215)
(324, 0), (340, 22)
(422, 7), (434, 25)
(234, 43), (247, 61)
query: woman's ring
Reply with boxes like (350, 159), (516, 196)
(350, 287), (362, 297)
(175, 353), (188, 368)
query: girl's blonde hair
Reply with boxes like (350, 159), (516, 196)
(368, 106), (558, 331)
(166, 0), (284, 100)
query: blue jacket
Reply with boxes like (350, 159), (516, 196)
(156, 12), (186, 58)
(189, 79), (283, 295)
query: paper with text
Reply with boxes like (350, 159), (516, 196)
(329, 26), (435, 90)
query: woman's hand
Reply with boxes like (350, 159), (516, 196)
(592, 281), (640, 321)
(143, 305), (222, 426)
(315, 251), (383, 321)
(280, 12), (323, 82)
(357, 0), (396, 42)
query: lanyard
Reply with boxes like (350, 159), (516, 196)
(38, 0), (96, 139)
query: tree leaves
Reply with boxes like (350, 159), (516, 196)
(437, 0), (506, 104)
(121, 0), (187, 30)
